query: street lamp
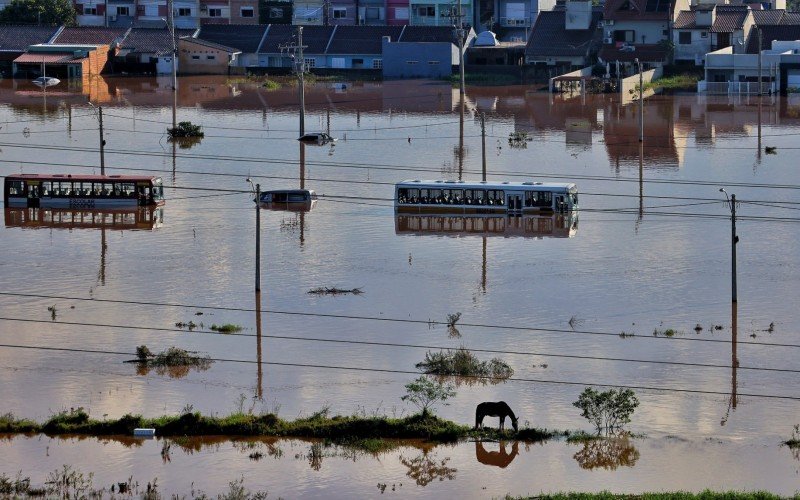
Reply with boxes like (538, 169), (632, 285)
(720, 188), (738, 303)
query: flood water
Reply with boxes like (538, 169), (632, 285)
(1, 76), (799, 495)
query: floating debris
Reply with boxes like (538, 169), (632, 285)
(308, 287), (364, 295)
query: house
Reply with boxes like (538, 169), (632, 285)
(329, 0), (388, 25)
(0, 26), (61, 76)
(116, 26), (197, 73)
(325, 25), (404, 68)
(598, 0), (690, 68)
(673, 4), (752, 65)
(387, 0), (411, 25)
(13, 43), (110, 80)
(703, 40), (800, 94)
(178, 36), (241, 73)
(383, 25), (474, 77)
(473, 0), (557, 40)
(194, 24), (268, 66)
(408, 0), (474, 29)
(525, 0), (602, 68)
(293, 0), (326, 24)
(261, 0), (293, 24)
(257, 25), (334, 68)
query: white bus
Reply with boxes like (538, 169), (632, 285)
(394, 180), (578, 214)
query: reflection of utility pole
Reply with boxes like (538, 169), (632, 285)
(281, 27), (308, 137)
(168, 0), (177, 130)
(98, 228), (107, 286)
(481, 237), (487, 293)
(731, 301), (738, 410)
(458, 96), (465, 180)
(720, 188), (738, 303)
(757, 96), (762, 166)
(638, 140), (643, 223)
(255, 290), (263, 400)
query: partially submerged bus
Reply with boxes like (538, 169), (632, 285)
(394, 180), (577, 214)
(3, 174), (164, 208)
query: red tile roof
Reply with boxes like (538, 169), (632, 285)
(14, 52), (75, 64)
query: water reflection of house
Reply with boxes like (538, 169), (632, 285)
(603, 97), (681, 169)
(499, 92), (602, 149)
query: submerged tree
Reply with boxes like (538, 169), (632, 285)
(401, 376), (456, 416)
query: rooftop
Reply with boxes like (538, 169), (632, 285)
(526, 10), (602, 57)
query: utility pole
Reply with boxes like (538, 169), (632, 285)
(281, 27), (307, 137)
(635, 58), (643, 142)
(451, 1), (466, 96)
(99, 106), (106, 175)
(720, 188), (738, 303)
(757, 27), (762, 97)
(481, 112), (486, 181)
(168, 0), (177, 130)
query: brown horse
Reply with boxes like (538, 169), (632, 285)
(475, 401), (518, 432)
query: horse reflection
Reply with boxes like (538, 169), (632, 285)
(475, 440), (519, 468)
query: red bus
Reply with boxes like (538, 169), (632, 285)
(4, 174), (164, 208)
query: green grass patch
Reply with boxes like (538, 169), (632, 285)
(644, 74), (699, 92)
(1, 409), (567, 445)
(210, 323), (243, 333)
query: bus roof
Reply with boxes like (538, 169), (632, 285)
(5, 174), (161, 182)
(396, 179), (576, 190)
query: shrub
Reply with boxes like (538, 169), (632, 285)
(415, 348), (513, 382)
(167, 121), (204, 138)
(401, 376), (456, 416)
(573, 387), (639, 435)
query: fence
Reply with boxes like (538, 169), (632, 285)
(703, 81), (774, 95)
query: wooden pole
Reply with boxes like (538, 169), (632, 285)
(99, 106), (106, 175)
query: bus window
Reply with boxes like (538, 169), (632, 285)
(487, 190), (504, 205)
(534, 191), (552, 208)
(7, 180), (24, 195)
(525, 191), (536, 207)
(122, 183), (135, 197)
(398, 188), (409, 203)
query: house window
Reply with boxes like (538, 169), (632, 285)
(366, 6), (380, 19)
(406, 60), (419, 64)
(269, 7), (283, 18)
(417, 6), (435, 16)
(176, 8), (191, 16)
(701, 31), (708, 38)
(192, 55), (200, 59)
(207, 55), (216, 60)
(241, 6), (254, 17)
(373, 58), (382, 69)
(613, 30), (635, 43)
(304, 58), (315, 68)
(333, 7), (346, 18)
(116, 6), (130, 16)
(394, 7), (409, 19)
(84, 7), (97, 15)
(428, 60), (440, 64)
(209, 8), (222, 17)
(678, 31), (691, 44)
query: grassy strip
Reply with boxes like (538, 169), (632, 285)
(644, 74), (699, 92)
(0, 409), (568, 444)
(513, 492), (792, 499)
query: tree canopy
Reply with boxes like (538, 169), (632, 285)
(0, 0), (77, 26)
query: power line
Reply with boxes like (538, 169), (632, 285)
(0, 292), (795, 349)
(0, 315), (796, 374)
(4, 141), (800, 193)
(0, 342), (797, 401)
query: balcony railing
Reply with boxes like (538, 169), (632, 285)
(705, 81), (774, 95)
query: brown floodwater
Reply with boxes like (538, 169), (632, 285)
(1, 76), (799, 495)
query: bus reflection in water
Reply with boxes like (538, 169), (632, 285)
(4, 207), (164, 231)
(395, 212), (578, 238)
